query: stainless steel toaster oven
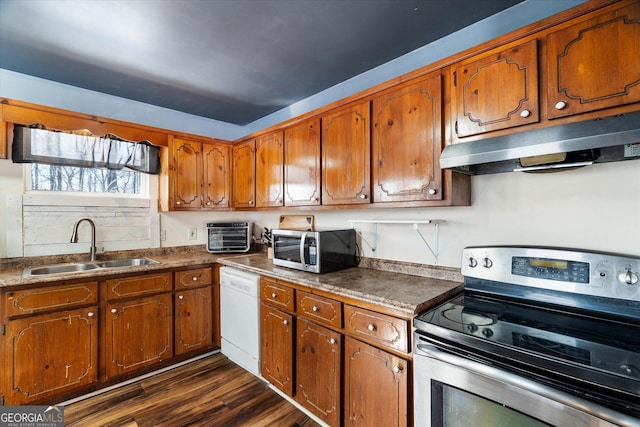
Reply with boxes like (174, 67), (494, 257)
(206, 222), (252, 253)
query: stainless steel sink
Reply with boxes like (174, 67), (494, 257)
(96, 258), (159, 268)
(23, 258), (159, 277)
(26, 263), (101, 276)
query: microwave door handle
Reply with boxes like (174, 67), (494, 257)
(300, 232), (307, 265)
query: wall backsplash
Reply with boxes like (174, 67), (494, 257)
(158, 160), (640, 269)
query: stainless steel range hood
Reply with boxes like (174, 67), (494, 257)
(440, 111), (640, 175)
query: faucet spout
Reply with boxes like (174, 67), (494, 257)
(70, 218), (97, 261)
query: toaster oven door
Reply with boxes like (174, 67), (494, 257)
(207, 226), (250, 253)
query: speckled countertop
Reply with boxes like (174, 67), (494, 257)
(0, 246), (463, 317)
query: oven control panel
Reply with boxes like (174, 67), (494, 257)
(462, 246), (640, 303)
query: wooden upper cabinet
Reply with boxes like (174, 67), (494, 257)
(170, 137), (230, 210)
(232, 139), (256, 208)
(372, 73), (443, 203)
(454, 39), (539, 137)
(284, 118), (321, 206)
(547, 1), (640, 119)
(171, 138), (202, 209)
(321, 101), (371, 205)
(202, 142), (231, 209)
(255, 130), (284, 207)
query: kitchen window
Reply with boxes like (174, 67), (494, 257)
(13, 124), (160, 196)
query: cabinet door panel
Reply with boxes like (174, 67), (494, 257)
(455, 39), (539, 137)
(256, 131), (284, 207)
(104, 293), (173, 379)
(296, 318), (341, 426)
(103, 272), (172, 301)
(175, 287), (213, 355)
(203, 142), (231, 209)
(232, 140), (256, 208)
(260, 303), (294, 396)
(373, 74), (443, 202)
(284, 119), (321, 206)
(322, 101), (371, 205)
(547, 2), (640, 119)
(344, 337), (408, 427)
(172, 138), (203, 209)
(4, 281), (97, 317)
(5, 307), (98, 404)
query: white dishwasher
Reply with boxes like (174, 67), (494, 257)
(219, 266), (261, 377)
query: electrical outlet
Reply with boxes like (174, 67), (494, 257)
(188, 227), (197, 240)
(160, 229), (167, 241)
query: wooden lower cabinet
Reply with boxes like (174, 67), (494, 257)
(260, 303), (294, 396)
(295, 317), (341, 426)
(102, 293), (173, 379)
(2, 306), (98, 404)
(174, 286), (213, 355)
(344, 337), (409, 427)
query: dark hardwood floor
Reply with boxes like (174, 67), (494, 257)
(63, 353), (319, 427)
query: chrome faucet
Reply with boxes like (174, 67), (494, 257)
(70, 218), (97, 261)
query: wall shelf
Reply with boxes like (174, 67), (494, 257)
(347, 219), (445, 264)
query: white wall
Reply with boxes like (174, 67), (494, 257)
(159, 160), (640, 269)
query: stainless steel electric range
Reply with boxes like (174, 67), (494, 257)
(413, 246), (639, 427)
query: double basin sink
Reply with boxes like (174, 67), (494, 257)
(23, 258), (159, 277)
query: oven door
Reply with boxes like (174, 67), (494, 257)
(414, 335), (635, 427)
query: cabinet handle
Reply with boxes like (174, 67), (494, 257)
(192, 276), (198, 281)
(205, 201), (211, 206)
(520, 109), (531, 118)
(111, 308), (118, 314)
(178, 295), (184, 300)
(555, 101), (567, 110)
(367, 324), (376, 332)
(428, 188), (437, 195)
(87, 311), (95, 317)
(392, 365), (402, 374)
(312, 305), (319, 312)
(248, 200), (254, 205)
(359, 194), (367, 199)
(330, 338), (336, 345)
(271, 292), (277, 298)
(283, 319), (289, 325)
(176, 201), (182, 205)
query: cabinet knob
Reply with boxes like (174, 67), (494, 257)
(87, 311), (95, 317)
(176, 201), (182, 205)
(359, 194), (367, 199)
(248, 200), (254, 205)
(313, 197), (320, 202)
(192, 276), (198, 281)
(111, 308), (118, 314)
(555, 101), (567, 110)
(428, 188), (437, 195)
(283, 319), (289, 325)
(520, 109), (531, 118)
(178, 295), (184, 300)
(330, 338), (336, 345)
(205, 201), (212, 206)
(392, 365), (402, 374)
(312, 305), (320, 312)
(271, 292), (277, 298)
(367, 324), (376, 332)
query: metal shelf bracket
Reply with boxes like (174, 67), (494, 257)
(347, 219), (445, 264)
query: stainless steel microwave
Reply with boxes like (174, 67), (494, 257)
(206, 222), (252, 253)
(271, 228), (358, 274)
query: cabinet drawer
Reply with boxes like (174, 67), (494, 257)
(260, 278), (295, 311)
(103, 272), (173, 301)
(175, 267), (212, 290)
(4, 282), (98, 317)
(296, 291), (342, 329)
(344, 305), (409, 353)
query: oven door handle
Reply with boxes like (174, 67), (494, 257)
(300, 232), (307, 266)
(414, 336), (637, 427)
